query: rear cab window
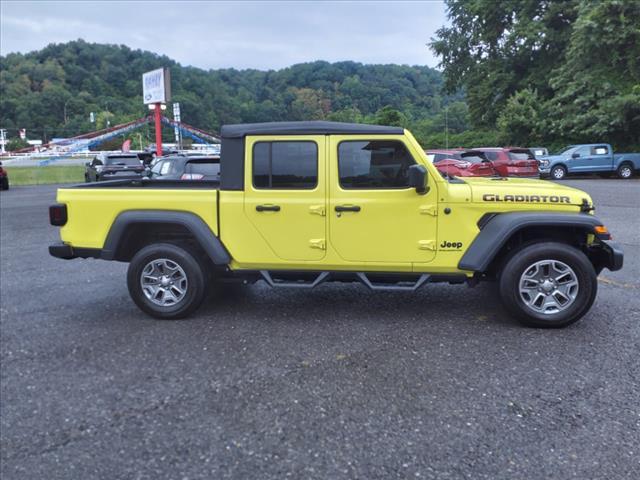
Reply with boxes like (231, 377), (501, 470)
(507, 150), (535, 161)
(591, 145), (609, 155)
(252, 141), (318, 189)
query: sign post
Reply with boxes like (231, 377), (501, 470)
(172, 102), (181, 150)
(142, 68), (171, 156)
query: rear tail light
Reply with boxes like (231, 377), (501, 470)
(180, 173), (205, 180)
(49, 204), (67, 226)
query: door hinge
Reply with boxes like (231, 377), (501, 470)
(309, 238), (326, 250)
(418, 240), (436, 251)
(420, 205), (438, 216)
(309, 205), (326, 216)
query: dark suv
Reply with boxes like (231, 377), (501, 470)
(85, 153), (145, 182)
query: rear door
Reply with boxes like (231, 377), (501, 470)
(586, 145), (612, 171)
(243, 136), (327, 261)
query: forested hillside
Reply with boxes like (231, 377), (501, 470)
(0, 40), (464, 147)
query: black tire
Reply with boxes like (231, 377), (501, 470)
(617, 163), (633, 179)
(550, 165), (566, 180)
(127, 243), (208, 319)
(498, 242), (597, 328)
(1, 177), (8, 190)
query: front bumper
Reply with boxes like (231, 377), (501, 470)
(49, 242), (101, 260)
(600, 240), (624, 271)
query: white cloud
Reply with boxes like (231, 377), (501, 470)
(0, 0), (447, 69)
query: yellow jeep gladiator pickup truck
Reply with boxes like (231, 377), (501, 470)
(49, 121), (623, 327)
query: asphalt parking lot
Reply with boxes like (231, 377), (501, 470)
(1, 179), (639, 479)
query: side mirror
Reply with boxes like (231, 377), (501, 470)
(85, 162), (90, 167)
(571, 153), (580, 159)
(408, 164), (428, 195)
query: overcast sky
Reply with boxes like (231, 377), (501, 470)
(0, 0), (448, 70)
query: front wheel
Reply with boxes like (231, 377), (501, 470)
(551, 165), (566, 180)
(498, 242), (597, 328)
(617, 164), (633, 179)
(1, 177), (8, 190)
(127, 243), (208, 319)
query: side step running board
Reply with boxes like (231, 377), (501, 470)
(260, 271), (330, 288)
(356, 273), (431, 291)
(259, 271), (431, 292)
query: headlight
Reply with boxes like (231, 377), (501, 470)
(539, 160), (549, 166)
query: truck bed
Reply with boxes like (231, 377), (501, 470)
(57, 180), (220, 250)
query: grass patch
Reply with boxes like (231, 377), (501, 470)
(5, 166), (85, 186)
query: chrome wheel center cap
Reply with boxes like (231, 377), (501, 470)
(541, 279), (554, 293)
(160, 275), (171, 287)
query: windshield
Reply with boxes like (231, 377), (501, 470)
(106, 156), (140, 166)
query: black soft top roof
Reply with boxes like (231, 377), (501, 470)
(220, 121), (404, 138)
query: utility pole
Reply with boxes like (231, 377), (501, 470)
(445, 105), (449, 150)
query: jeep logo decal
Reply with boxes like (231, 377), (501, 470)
(440, 241), (463, 250)
(482, 194), (571, 204)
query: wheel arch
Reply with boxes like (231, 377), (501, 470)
(459, 212), (606, 274)
(551, 163), (568, 174)
(102, 210), (231, 264)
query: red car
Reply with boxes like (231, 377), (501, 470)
(425, 149), (497, 177)
(0, 161), (8, 190)
(474, 147), (539, 177)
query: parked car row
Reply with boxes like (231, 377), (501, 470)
(426, 143), (639, 180)
(84, 152), (220, 183)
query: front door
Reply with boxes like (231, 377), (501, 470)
(328, 136), (438, 264)
(244, 136), (327, 261)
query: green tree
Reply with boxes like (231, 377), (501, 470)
(431, 0), (579, 126)
(6, 137), (29, 151)
(497, 88), (544, 145)
(374, 106), (408, 127)
(546, 0), (640, 149)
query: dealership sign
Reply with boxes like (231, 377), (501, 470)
(142, 68), (171, 104)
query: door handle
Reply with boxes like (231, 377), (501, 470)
(256, 204), (281, 212)
(335, 205), (361, 212)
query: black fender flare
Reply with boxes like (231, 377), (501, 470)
(101, 210), (231, 265)
(458, 212), (605, 272)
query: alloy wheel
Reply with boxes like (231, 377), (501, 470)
(519, 260), (579, 315)
(140, 258), (188, 306)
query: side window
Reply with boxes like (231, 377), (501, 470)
(159, 161), (172, 175)
(484, 151), (499, 161)
(252, 141), (317, 189)
(151, 160), (165, 175)
(591, 145), (609, 155)
(574, 146), (590, 157)
(433, 153), (445, 163)
(338, 140), (416, 189)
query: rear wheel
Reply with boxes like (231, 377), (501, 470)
(127, 243), (208, 319)
(1, 177), (8, 190)
(498, 242), (597, 328)
(617, 163), (633, 179)
(551, 165), (566, 180)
